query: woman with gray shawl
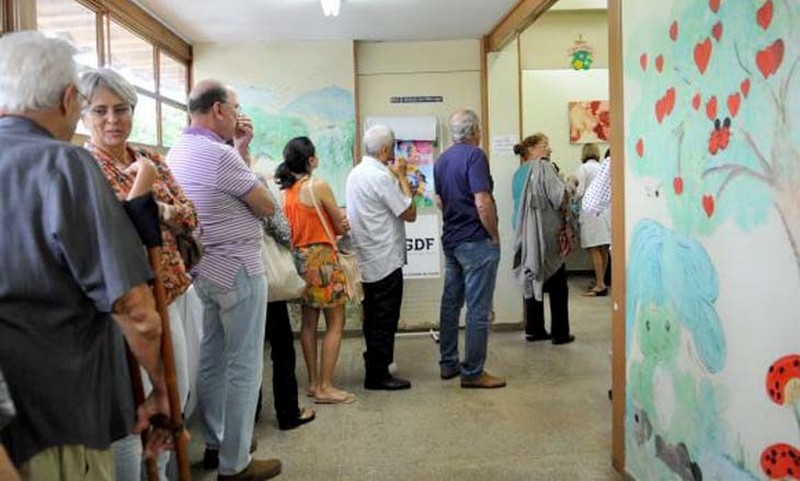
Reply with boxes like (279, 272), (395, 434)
(512, 134), (575, 345)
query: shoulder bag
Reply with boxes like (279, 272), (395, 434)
(307, 180), (364, 303)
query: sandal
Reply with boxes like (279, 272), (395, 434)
(583, 287), (608, 297)
(313, 391), (356, 405)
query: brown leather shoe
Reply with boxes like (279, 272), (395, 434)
(217, 458), (282, 480)
(460, 372), (507, 389)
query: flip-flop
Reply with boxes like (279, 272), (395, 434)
(313, 392), (356, 405)
(583, 287), (608, 297)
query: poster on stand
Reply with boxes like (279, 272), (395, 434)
(403, 214), (440, 279)
(395, 140), (436, 209)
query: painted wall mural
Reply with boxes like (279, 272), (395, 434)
(237, 84), (356, 204)
(623, 1), (800, 480)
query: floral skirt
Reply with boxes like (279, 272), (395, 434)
(292, 243), (347, 309)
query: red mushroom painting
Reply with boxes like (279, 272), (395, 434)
(767, 355), (800, 431)
(760, 443), (800, 480)
(761, 354), (800, 480)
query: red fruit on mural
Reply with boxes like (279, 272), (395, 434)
(757, 0), (774, 30)
(709, 130), (721, 155)
(727, 93), (741, 117)
(741, 78), (751, 97)
(665, 87), (676, 115)
(669, 21), (679, 41)
(761, 443), (800, 480)
(710, 0), (722, 13)
(655, 98), (666, 124)
(673, 177), (684, 195)
(718, 125), (731, 150)
(692, 93), (702, 110)
(656, 55), (664, 73)
(640, 53), (648, 71)
(706, 96), (718, 121)
(702, 195), (715, 217)
(712, 22), (723, 42)
(694, 38), (713, 74)
(756, 39), (785, 79)
(636, 138), (644, 157)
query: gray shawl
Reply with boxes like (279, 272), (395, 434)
(512, 159), (566, 301)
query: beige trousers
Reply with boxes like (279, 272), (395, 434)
(20, 445), (113, 481)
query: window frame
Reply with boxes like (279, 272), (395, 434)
(26, 0), (192, 149)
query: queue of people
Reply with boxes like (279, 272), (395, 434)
(0, 29), (604, 481)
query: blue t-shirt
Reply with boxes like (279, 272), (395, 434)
(434, 143), (494, 251)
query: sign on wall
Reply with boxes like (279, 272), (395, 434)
(404, 214), (440, 279)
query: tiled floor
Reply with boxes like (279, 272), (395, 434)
(188, 275), (620, 480)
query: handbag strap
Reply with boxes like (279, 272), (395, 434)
(304, 178), (339, 252)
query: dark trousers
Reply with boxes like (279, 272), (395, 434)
(362, 267), (404, 381)
(256, 301), (300, 424)
(525, 265), (571, 340)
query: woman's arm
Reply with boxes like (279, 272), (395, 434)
(145, 151), (198, 231)
(313, 180), (349, 235)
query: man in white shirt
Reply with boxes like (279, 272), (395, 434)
(345, 125), (417, 390)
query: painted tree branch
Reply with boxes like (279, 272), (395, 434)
(672, 66), (699, 91)
(702, 164), (773, 200)
(742, 130), (775, 178)
(779, 54), (800, 129)
(734, 42), (754, 78)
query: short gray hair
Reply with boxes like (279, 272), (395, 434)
(449, 109), (480, 144)
(78, 68), (138, 111)
(363, 124), (395, 157)
(0, 31), (77, 112)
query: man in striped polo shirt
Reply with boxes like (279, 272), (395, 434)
(168, 80), (280, 481)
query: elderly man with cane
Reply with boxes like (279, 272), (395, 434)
(0, 31), (175, 480)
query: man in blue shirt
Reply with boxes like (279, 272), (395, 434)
(434, 109), (505, 389)
(0, 31), (170, 479)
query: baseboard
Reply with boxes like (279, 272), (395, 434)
(300, 323), (524, 339)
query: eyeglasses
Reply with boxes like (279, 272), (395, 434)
(223, 101), (241, 116)
(87, 105), (134, 118)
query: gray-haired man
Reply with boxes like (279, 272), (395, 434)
(346, 125), (416, 390)
(0, 31), (169, 479)
(434, 109), (505, 389)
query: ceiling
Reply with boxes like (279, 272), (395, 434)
(132, 0), (521, 44)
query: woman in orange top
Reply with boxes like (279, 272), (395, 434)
(276, 136), (354, 404)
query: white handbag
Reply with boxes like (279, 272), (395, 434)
(262, 234), (306, 302)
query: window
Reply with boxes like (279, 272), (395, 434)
(33, 0), (191, 149)
(36, 0), (98, 68)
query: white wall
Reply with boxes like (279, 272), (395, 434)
(488, 38), (524, 326)
(522, 69), (610, 176)
(551, 0), (607, 11)
(520, 10), (609, 70)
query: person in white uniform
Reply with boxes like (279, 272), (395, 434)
(574, 143), (610, 296)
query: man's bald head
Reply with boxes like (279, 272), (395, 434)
(188, 79), (230, 115)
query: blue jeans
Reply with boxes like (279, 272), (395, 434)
(439, 238), (500, 379)
(194, 268), (267, 475)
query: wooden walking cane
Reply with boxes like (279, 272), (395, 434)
(123, 194), (191, 481)
(147, 245), (192, 481)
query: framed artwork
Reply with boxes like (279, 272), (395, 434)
(568, 100), (610, 143)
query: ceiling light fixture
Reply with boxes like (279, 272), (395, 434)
(320, 0), (341, 17)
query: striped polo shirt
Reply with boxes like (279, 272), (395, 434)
(167, 127), (264, 289)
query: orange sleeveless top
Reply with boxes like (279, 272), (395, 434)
(283, 179), (336, 248)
